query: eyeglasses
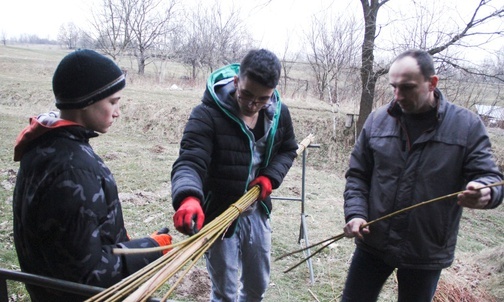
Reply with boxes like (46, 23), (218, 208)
(237, 94), (272, 109)
(236, 85), (272, 110)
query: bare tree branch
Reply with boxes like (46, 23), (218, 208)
(356, 0), (504, 134)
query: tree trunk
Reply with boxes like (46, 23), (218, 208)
(138, 52), (145, 75)
(357, 0), (385, 135)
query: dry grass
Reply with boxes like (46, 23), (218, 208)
(0, 44), (503, 301)
(433, 246), (503, 302)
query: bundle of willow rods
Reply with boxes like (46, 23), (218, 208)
(85, 134), (315, 302)
(276, 180), (504, 274)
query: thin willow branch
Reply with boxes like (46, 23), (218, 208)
(278, 180), (504, 273)
(276, 234), (343, 261)
(282, 234), (344, 273)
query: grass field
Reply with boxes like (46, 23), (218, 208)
(0, 44), (503, 301)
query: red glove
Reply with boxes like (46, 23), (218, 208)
(150, 227), (172, 255)
(173, 197), (205, 235)
(249, 176), (272, 201)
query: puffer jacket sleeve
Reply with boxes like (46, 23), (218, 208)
(171, 104), (214, 209)
(34, 169), (161, 287)
(261, 103), (298, 189)
(462, 113), (503, 208)
(117, 238), (163, 274)
(343, 112), (375, 222)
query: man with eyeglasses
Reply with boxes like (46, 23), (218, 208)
(171, 49), (298, 301)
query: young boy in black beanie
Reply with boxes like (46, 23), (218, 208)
(12, 49), (171, 301)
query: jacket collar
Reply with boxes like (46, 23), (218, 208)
(14, 114), (96, 161)
(387, 88), (446, 121)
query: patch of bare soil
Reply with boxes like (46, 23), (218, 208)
(172, 266), (211, 301)
(119, 190), (160, 206)
(151, 144), (166, 154)
(1, 168), (17, 192)
(103, 151), (123, 161)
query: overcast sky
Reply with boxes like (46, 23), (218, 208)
(0, 0), (356, 51)
(0, 0), (335, 37)
(0, 0), (502, 58)
(0, 0), (89, 39)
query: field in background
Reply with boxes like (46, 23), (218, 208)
(0, 45), (503, 301)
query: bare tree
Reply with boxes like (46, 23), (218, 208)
(306, 14), (360, 103)
(306, 17), (332, 101)
(278, 37), (301, 97)
(356, 0), (390, 134)
(57, 22), (80, 49)
(89, 0), (132, 61)
(176, 3), (215, 80)
(177, 0), (253, 79)
(356, 0), (504, 134)
(200, 1), (253, 72)
(1, 31), (7, 46)
(150, 25), (184, 82)
(128, 0), (178, 75)
(0, 31), (7, 46)
(485, 47), (504, 79)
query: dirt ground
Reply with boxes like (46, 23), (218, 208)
(172, 267), (212, 301)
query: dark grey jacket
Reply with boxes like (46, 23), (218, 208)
(171, 64), (298, 236)
(344, 89), (503, 269)
(13, 116), (163, 301)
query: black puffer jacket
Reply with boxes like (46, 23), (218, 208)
(13, 115), (163, 301)
(344, 89), (503, 269)
(171, 64), (298, 235)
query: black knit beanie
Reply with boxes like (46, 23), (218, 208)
(53, 49), (125, 110)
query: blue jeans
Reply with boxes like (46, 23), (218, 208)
(205, 205), (272, 302)
(341, 248), (442, 302)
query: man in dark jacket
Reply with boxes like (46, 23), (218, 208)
(171, 49), (298, 301)
(341, 49), (503, 301)
(13, 49), (172, 301)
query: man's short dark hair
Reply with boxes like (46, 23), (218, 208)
(394, 49), (435, 81)
(239, 49), (281, 88)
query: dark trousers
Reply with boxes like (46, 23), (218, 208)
(341, 248), (442, 302)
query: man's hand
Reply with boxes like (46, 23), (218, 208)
(457, 181), (491, 209)
(249, 176), (272, 200)
(173, 197), (205, 235)
(343, 218), (370, 239)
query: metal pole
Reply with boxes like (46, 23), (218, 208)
(0, 268), (162, 302)
(0, 276), (8, 302)
(272, 144), (319, 284)
(298, 148), (315, 284)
